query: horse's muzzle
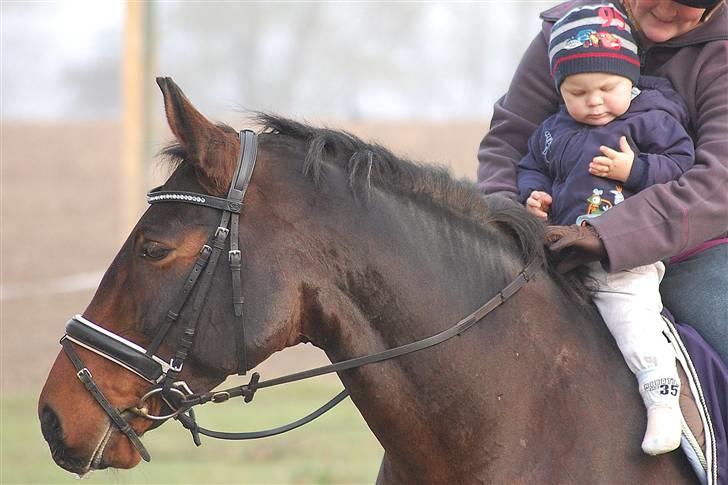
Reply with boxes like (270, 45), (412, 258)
(39, 405), (109, 474)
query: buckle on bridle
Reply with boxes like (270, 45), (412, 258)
(215, 227), (230, 239)
(76, 367), (92, 381)
(228, 250), (241, 266)
(169, 358), (183, 373)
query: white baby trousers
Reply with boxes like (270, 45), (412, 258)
(588, 261), (679, 395)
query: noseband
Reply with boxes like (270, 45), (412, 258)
(59, 128), (542, 463)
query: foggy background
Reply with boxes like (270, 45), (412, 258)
(2, 1), (557, 122)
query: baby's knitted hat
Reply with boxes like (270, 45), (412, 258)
(549, 3), (640, 89)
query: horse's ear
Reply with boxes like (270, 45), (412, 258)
(156, 77), (238, 194)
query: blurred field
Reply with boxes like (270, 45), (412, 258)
(0, 119), (487, 483)
(2, 382), (382, 484)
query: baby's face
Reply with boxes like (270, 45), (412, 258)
(560, 72), (633, 126)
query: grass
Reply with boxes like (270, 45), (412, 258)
(0, 380), (383, 484)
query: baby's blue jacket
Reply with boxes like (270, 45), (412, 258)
(517, 76), (695, 226)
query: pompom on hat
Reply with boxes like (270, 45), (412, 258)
(549, 3), (641, 89)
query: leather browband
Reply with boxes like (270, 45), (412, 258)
(146, 189), (242, 213)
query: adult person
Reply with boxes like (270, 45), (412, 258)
(477, 0), (728, 365)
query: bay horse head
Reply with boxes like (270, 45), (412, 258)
(37, 78), (316, 473)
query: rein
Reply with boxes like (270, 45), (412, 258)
(59, 129), (542, 459)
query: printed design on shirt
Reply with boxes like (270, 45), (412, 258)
(575, 186), (623, 225)
(542, 130), (553, 165)
(563, 29), (622, 50)
(586, 188), (613, 215)
(610, 183), (624, 205)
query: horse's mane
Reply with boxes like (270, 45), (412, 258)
(160, 114), (594, 312)
(258, 115), (499, 225)
(257, 114), (594, 311)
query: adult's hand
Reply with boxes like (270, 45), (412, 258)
(545, 224), (606, 273)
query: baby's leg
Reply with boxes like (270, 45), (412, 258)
(590, 262), (681, 455)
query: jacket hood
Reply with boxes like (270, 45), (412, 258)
(630, 75), (691, 128)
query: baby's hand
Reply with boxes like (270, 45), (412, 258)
(525, 190), (552, 220)
(590, 136), (634, 182)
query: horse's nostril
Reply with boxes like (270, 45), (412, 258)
(40, 405), (63, 444)
(40, 405), (89, 473)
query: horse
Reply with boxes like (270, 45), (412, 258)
(38, 77), (696, 483)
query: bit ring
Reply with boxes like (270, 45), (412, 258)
(131, 387), (187, 421)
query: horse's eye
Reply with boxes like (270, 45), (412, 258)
(141, 242), (171, 261)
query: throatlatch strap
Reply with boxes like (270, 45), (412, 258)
(61, 338), (151, 462)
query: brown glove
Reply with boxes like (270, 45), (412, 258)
(545, 224), (607, 273)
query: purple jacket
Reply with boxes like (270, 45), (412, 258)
(517, 76), (694, 226)
(477, 0), (728, 271)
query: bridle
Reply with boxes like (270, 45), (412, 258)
(61, 129), (257, 461)
(59, 129), (541, 463)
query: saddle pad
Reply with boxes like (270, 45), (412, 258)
(663, 315), (728, 485)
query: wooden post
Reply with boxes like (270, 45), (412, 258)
(122, 1), (154, 237)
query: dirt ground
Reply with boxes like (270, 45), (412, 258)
(0, 118), (488, 395)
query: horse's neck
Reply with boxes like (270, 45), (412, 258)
(338, 277), (658, 482)
(311, 197), (663, 481)
(317, 189), (533, 361)
(305, 198), (540, 471)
